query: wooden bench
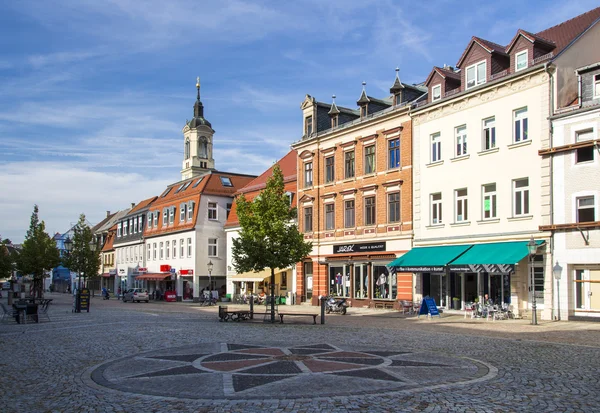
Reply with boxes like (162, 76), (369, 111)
(278, 313), (318, 324)
(218, 306), (252, 322)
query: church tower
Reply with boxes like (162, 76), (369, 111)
(181, 77), (215, 180)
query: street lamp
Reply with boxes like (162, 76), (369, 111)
(553, 261), (563, 321)
(207, 260), (213, 305)
(528, 236), (539, 325)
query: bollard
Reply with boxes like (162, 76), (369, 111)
(320, 296), (326, 325)
(249, 297), (254, 320)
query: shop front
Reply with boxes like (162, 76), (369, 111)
(390, 240), (546, 315)
(316, 241), (411, 310)
(179, 269), (194, 301)
(135, 272), (172, 299)
(228, 268), (291, 303)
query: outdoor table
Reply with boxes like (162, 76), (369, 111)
(13, 303), (39, 324)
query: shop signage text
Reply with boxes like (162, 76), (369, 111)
(160, 264), (171, 272)
(118, 268), (127, 276)
(180, 269), (194, 275)
(333, 242), (386, 254)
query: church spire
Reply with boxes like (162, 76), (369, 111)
(194, 76), (204, 118)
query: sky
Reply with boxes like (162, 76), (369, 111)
(0, 0), (597, 243)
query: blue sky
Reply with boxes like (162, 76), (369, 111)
(0, 0), (597, 243)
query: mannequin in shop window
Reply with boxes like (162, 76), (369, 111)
(376, 273), (387, 298)
(344, 272), (350, 296)
(335, 272), (342, 295)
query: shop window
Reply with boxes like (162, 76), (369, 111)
(345, 150), (355, 179)
(373, 265), (396, 300)
(354, 264), (368, 299)
(329, 266), (349, 297)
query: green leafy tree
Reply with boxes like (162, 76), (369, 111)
(232, 164), (312, 322)
(63, 214), (101, 291)
(16, 205), (60, 298)
(0, 238), (14, 280)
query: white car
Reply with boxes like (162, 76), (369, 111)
(123, 288), (149, 303)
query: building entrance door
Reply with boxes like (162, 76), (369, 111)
(576, 269), (600, 311)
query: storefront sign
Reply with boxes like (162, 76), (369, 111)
(109, 270), (117, 276)
(118, 268), (127, 276)
(180, 269), (194, 275)
(138, 267), (147, 273)
(447, 263), (514, 273)
(333, 242), (386, 254)
(418, 297), (440, 318)
(170, 268), (177, 274)
(160, 264), (172, 272)
(396, 265), (445, 273)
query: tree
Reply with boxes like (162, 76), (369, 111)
(63, 214), (101, 292)
(0, 238), (14, 280)
(232, 164), (313, 322)
(16, 205), (60, 298)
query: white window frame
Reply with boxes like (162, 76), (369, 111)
(575, 129), (595, 164)
(153, 243), (157, 260)
(304, 162), (313, 187)
(466, 60), (486, 89)
(455, 125), (467, 157)
(180, 238), (184, 258)
(208, 238), (217, 257)
(123, 220), (128, 236)
(117, 222), (122, 237)
(482, 117), (496, 151)
(159, 242), (164, 259)
(153, 211), (158, 227)
(187, 201), (194, 220)
(172, 240), (177, 258)
(577, 196), (595, 223)
(169, 207), (175, 224)
(431, 193), (442, 225)
(513, 178), (530, 216)
(187, 238), (192, 257)
(162, 209), (168, 225)
(208, 202), (218, 220)
(455, 188), (468, 222)
(147, 244), (151, 260)
(133, 217), (138, 234)
(514, 107), (528, 143)
(166, 241), (170, 259)
(432, 84), (441, 101)
(431, 133), (441, 163)
(138, 216), (142, 232)
(180, 203), (186, 222)
(482, 183), (497, 220)
(147, 212), (152, 228)
(515, 50), (528, 72)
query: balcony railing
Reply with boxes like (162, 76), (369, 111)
(444, 88), (460, 98)
(532, 52), (554, 66)
(490, 69), (508, 81)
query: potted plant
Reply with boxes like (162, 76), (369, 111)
(452, 297), (461, 310)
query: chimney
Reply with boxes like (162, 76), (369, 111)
(131, 203), (135, 208)
(106, 210), (111, 218)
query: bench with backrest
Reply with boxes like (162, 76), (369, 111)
(218, 305), (252, 322)
(278, 313), (318, 324)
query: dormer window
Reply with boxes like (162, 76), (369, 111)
(305, 116), (313, 136)
(394, 94), (401, 106)
(594, 74), (600, 98)
(331, 116), (338, 128)
(516, 50), (528, 72)
(466, 61), (486, 89)
(432, 85), (442, 101)
(360, 105), (368, 118)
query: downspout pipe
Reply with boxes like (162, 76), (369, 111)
(544, 62), (556, 320)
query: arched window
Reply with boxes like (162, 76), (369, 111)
(198, 136), (208, 158)
(184, 139), (190, 159)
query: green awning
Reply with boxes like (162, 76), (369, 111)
(447, 240), (544, 273)
(389, 244), (472, 272)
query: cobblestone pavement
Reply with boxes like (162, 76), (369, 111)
(1, 293), (599, 412)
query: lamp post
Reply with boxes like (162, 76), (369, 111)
(528, 236), (539, 325)
(207, 260), (213, 306)
(553, 261), (563, 321)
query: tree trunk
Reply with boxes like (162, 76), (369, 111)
(270, 267), (275, 323)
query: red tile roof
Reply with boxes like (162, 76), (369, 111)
(424, 66), (461, 87)
(506, 29), (556, 52)
(225, 151), (298, 228)
(101, 227), (116, 252)
(535, 6), (600, 56)
(129, 196), (158, 214)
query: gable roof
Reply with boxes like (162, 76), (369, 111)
(425, 66), (461, 86)
(101, 226), (117, 252)
(506, 29), (556, 52)
(456, 36), (508, 67)
(127, 196), (157, 215)
(95, 208), (131, 233)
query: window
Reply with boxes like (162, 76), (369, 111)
(388, 192), (400, 223)
(117, 222), (121, 237)
(123, 220), (128, 235)
(147, 212), (153, 228)
(388, 138), (400, 169)
(455, 188), (468, 222)
(134, 246), (138, 262)
(432, 84), (441, 101)
(226, 203), (232, 219)
(153, 211), (158, 227)
(208, 202), (217, 220)
(576, 129), (594, 163)
(153, 243), (157, 260)
(180, 203), (186, 222)
(172, 240), (177, 258)
(394, 94), (401, 106)
(455, 126), (467, 156)
(181, 180), (192, 192)
(345, 151), (355, 179)
(147, 244), (151, 260)
(431, 193), (442, 224)
(595, 74), (600, 98)
(187, 238), (192, 257)
(220, 176), (233, 187)
(513, 178), (530, 216)
(364, 196), (376, 226)
(208, 238), (217, 257)
(516, 50), (528, 71)
(577, 196), (595, 223)
(373, 265), (395, 300)
(125, 248), (129, 262)
(184, 139), (190, 159)
(281, 272), (288, 289)
(533, 261), (544, 301)
(482, 183), (497, 219)
(483, 117), (496, 150)
(162, 209), (168, 225)
(466, 61), (486, 89)
(159, 242), (164, 259)
(138, 216), (142, 232)
(325, 203), (335, 230)
(514, 108), (528, 142)
(169, 207), (175, 224)
(431, 133), (441, 162)
(180, 238), (184, 258)
(325, 156), (335, 183)
(361, 106), (367, 118)
(166, 241), (170, 259)
(192, 177), (203, 188)
(364, 145), (375, 174)
(161, 187), (172, 198)
(344, 200), (355, 228)
(304, 162), (313, 187)
(305, 116), (313, 135)
(304, 207), (313, 232)
(188, 201), (195, 220)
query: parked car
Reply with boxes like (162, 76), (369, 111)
(123, 288), (149, 303)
